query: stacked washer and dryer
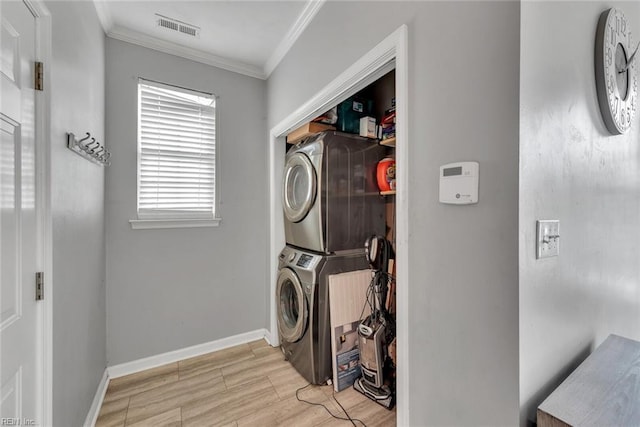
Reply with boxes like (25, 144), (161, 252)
(276, 131), (386, 385)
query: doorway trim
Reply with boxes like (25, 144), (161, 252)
(24, 1), (53, 425)
(268, 24), (409, 425)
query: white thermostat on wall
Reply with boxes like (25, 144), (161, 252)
(439, 161), (479, 205)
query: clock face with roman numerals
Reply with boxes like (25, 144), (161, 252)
(595, 8), (638, 135)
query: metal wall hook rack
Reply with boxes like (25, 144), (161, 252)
(67, 132), (111, 166)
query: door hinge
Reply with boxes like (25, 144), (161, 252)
(35, 272), (44, 301)
(35, 61), (44, 91)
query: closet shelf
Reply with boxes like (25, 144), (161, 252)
(380, 137), (396, 147)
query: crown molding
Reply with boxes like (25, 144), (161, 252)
(107, 26), (266, 80)
(92, 0), (114, 33)
(93, 0), (325, 80)
(263, 0), (326, 78)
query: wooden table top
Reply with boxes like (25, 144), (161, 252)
(538, 334), (640, 427)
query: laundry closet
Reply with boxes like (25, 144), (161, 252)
(276, 69), (398, 410)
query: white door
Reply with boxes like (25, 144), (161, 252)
(0, 0), (40, 423)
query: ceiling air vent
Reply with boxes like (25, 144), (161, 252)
(155, 14), (200, 38)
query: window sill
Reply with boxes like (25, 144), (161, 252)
(129, 218), (221, 230)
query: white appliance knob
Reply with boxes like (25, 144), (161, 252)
(288, 252), (296, 262)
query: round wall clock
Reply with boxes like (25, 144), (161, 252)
(595, 8), (638, 135)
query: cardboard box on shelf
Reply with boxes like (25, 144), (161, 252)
(286, 122), (335, 144)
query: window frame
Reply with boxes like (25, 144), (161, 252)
(130, 78), (221, 230)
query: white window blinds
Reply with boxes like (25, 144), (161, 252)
(137, 79), (216, 220)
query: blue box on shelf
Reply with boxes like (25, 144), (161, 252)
(336, 97), (374, 134)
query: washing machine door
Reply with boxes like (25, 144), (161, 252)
(276, 268), (308, 343)
(282, 152), (316, 223)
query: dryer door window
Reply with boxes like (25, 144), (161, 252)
(276, 268), (308, 342)
(283, 152), (316, 223)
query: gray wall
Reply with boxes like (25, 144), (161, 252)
(268, 2), (520, 425)
(105, 39), (268, 365)
(47, 1), (107, 425)
(520, 2), (640, 425)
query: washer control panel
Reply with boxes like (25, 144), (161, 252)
(279, 246), (320, 270)
(296, 254), (314, 268)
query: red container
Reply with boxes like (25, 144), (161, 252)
(376, 157), (396, 191)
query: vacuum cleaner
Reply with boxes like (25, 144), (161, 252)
(353, 235), (396, 409)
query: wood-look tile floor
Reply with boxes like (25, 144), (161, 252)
(96, 339), (396, 427)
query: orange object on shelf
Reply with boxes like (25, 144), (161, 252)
(376, 157), (396, 192)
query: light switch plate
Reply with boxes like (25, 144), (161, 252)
(536, 220), (560, 259)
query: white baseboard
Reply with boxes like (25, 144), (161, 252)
(107, 328), (270, 379)
(263, 329), (275, 346)
(83, 369), (109, 427)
